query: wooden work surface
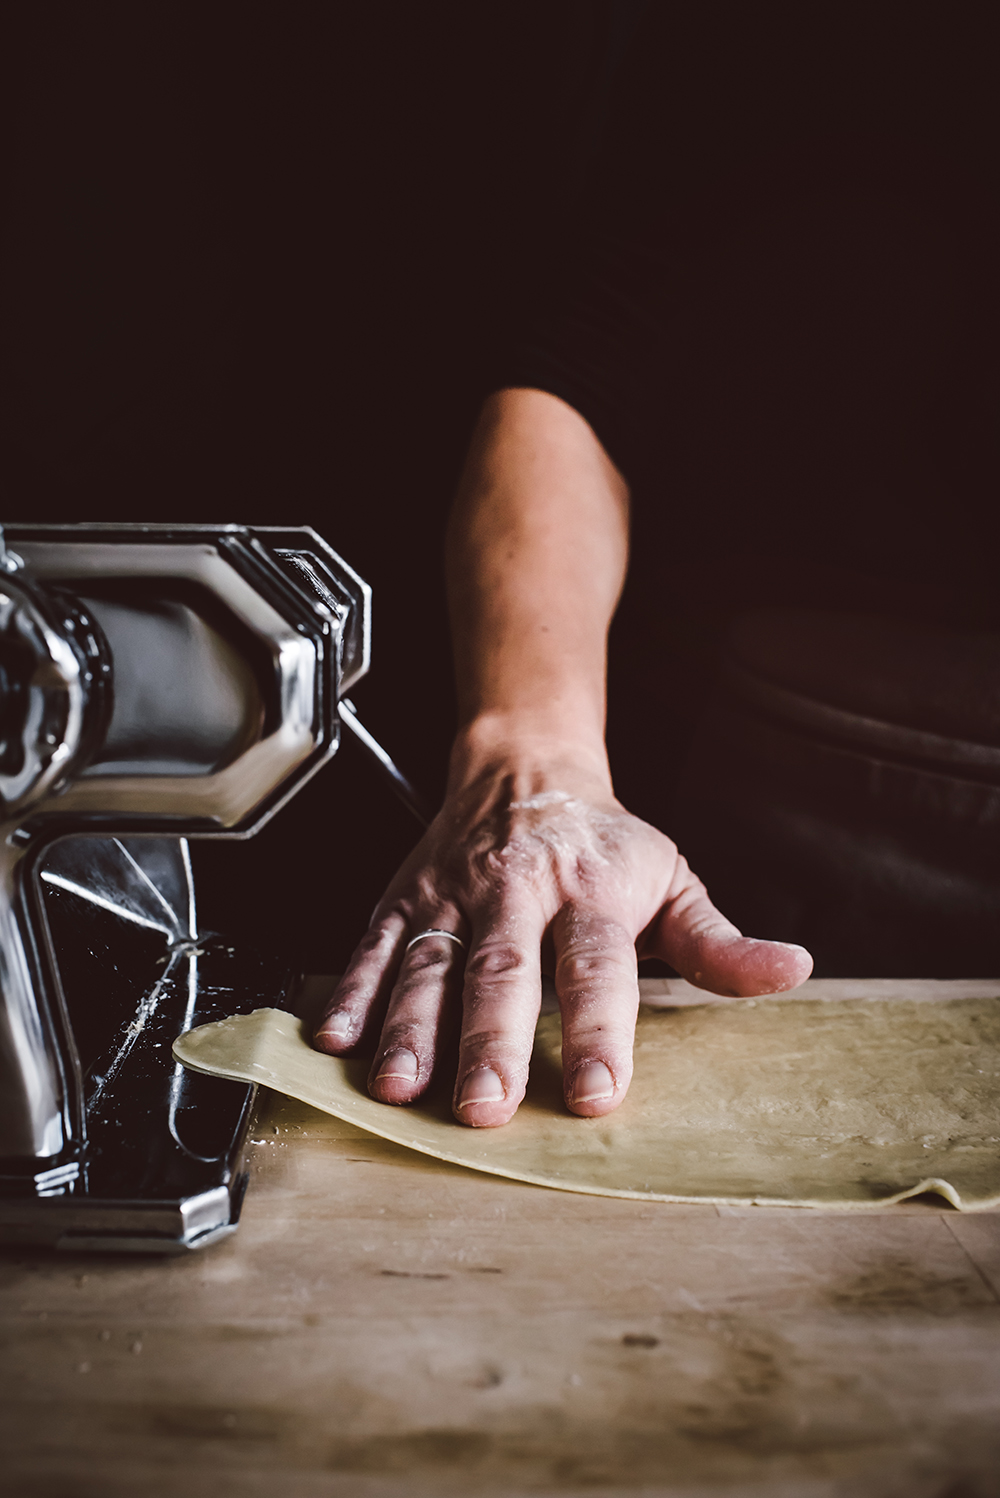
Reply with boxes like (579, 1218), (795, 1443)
(2, 979), (999, 1498)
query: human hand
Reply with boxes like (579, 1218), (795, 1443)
(313, 738), (812, 1127)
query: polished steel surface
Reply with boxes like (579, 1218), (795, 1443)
(0, 524), (372, 1247)
(338, 697), (432, 826)
(8, 836), (291, 1250)
(0, 576), (89, 816)
(0, 842), (66, 1159)
(15, 540), (319, 826)
(0, 833), (292, 1250)
(0, 572), (99, 1160)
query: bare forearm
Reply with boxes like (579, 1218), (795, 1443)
(316, 396), (811, 1125)
(445, 387), (629, 787)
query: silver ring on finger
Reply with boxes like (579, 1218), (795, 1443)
(405, 927), (466, 954)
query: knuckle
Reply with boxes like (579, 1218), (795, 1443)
(379, 1020), (423, 1052)
(558, 950), (617, 989)
(413, 870), (446, 905)
(483, 847), (519, 881)
(556, 912), (634, 993)
(404, 942), (454, 975)
(356, 923), (398, 959)
(572, 852), (604, 888)
(332, 970), (376, 1005)
(459, 1027), (533, 1072)
(482, 835), (537, 877)
(458, 1024), (505, 1053)
(330, 987), (365, 1014)
(465, 940), (531, 984)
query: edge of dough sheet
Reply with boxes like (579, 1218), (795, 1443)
(173, 1004), (1000, 1214)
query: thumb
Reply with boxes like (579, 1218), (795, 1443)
(641, 861), (813, 997)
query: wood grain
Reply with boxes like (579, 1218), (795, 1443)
(2, 979), (999, 1497)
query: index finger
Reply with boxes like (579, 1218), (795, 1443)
(313, 908), (408, 1053)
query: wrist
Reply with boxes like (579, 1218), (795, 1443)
(447, 712), (613, 800)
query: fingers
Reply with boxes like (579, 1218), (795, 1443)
(553, 904), (640, 1117)
(367, 926), (466, 1104)
(644, 858), (813, 997)
(452, 900), (547, 1128)
(313, 909), (408, 1055)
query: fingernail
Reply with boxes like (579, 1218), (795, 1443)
(570, 1060), (615, 1104)
(375, 1048), (419, 1082)
(321, 1013), (353, 1041)
(456, 1067), (506, 1108)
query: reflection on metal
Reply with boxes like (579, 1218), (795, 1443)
(0, 525), (25, 576)
(16, 541), (319, 825)
(0, 845), (66, 1159)
(339, 698), (432, 828)
(0, 525), (377, 1251)
(0, 833), (292, 1251)
(0, 575), (104, 819)
(78, 596), (265, 778)
(38, 873), (172, 933)
(167, 949), (230, 1166)
(40, 836), (192, 937)
(86, 944), (182, 1110)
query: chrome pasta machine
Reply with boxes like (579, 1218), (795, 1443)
(0, 523), (423, 1254)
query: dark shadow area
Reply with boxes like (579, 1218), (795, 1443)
(6, 4), (646, 971)
(7, 6), (999, 975)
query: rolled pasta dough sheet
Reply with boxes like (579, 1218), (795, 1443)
(173, 994), (1000, 1210)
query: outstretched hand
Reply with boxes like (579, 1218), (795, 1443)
(313, 751), (812, 1127)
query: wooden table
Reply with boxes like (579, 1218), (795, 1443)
(2, 979), (999, 1498)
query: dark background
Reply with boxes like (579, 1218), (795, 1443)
(6, 4), (648, 971)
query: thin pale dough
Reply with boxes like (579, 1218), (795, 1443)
(173, 994), (1000, 1210)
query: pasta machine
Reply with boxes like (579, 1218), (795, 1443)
(0, 522), (421, 1253)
